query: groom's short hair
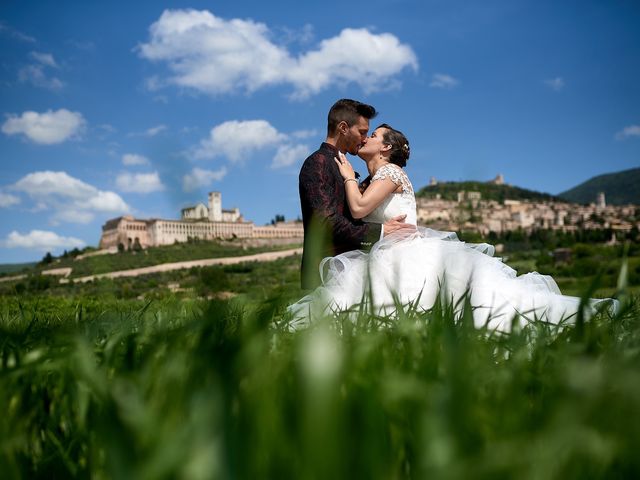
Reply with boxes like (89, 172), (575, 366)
(327, 99), (377, 135)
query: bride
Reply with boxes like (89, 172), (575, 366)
(288, 123), (618, 331)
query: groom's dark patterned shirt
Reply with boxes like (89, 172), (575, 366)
(299, 142), (382, 289)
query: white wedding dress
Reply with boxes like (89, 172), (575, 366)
(288, 164), (618, 332)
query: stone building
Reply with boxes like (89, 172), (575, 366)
(489, 174), (505, 185)
(99, 191), (303, 250)
(181, 192), (242, 223)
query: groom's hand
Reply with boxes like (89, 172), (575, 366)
(383, 215), (416, 238)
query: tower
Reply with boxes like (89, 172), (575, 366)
(208, 191), (222, 222)
(491, 174), (505, 185)
(596, 192), (606, 209)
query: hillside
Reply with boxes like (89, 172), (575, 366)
(559, 167), (640, 205)
(0, 262), (36, 275)
(416, 181), (560, 203)
(44, 239), (302, 278)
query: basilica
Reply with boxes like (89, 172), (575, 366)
(99, 192), (303, 250)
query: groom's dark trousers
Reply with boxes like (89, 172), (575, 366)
(298, 142), (382, 289)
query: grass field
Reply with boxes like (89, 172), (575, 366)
(1, 291), (639, 479)
(1, 238), (639, 478)
(34, 239), (303, 278)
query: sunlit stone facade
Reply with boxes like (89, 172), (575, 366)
(100, 192), (302, 250)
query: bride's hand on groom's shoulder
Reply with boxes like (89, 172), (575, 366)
(383, 215), (417, 238)
(334, 152), (356, 181)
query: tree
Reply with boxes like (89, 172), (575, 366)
(271, 214), (285, 225)
(41, 252), (53, 265)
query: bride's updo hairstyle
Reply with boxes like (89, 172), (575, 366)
(378, 123), (410, 168)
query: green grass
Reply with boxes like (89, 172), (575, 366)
(1, 289), (639, 479)
(39, 239), (302, 278)
(0, 262), (35, 275)
(1, 254), (306, 303)
(506, 242), (640, 297)
(1, 239), (639, 478)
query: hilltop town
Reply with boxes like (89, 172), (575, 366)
(417, 175), (639, 236)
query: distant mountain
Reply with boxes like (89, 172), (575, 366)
(416, 181), (560, 203)
(559, 167), (640, 205)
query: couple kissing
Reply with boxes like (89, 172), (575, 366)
(290, 98), (617, 332)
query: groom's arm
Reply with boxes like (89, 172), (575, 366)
(301, 154), (381, 251)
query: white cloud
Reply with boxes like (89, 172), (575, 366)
(127, 124), (167, 138)
(99, 124), (117, 134)
(278, 23), (315, 46)
(615, 125), (640, 140)
(30, 51), (58, 68)
(18, 52), (62, 90)
(291, 129), (318, 139)
(182, 167), (228, 192)
(122, 153), (150, 166)
(18, 64), (64, 90)
(81, 191), (129, 213)
(272, 144), (310, 169)
(291, 28), (419, 98)
(3, 230), (85, 251)
(195, 120), (287, 162)
(145, 124), (167, 136)
(429, 73), (459, 89)
(0, 22), (36, 43)
(2, 109), (85, 144)
(14, 171), (91, 198)
(144, 75), (164, 92)
(116, 171), (164, 193)
(0, 192), (20, 208)
(53, 210), (95, 224)
(138, 9), (417, 99)
(544, 77), (565, 92)
(12, 171), (129, 224)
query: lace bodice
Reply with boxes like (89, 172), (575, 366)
(363, 164), (417, 225)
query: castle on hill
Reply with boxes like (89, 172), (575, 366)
(99, 191), (302, 250)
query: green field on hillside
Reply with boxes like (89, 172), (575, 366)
(0, 262), (36, 275)
(31, 239), (302, 278)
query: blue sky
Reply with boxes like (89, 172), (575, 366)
(1, 0), (639, 263)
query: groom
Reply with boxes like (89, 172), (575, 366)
(298, 98), (413, 289)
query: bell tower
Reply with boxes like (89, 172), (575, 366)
(208, 191), (222, 222)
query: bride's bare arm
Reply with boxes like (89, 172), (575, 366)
(344, 177), (398, 219)
(335, 155), (399, 219)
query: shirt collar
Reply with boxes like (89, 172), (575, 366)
(320, 142), (339, 154)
